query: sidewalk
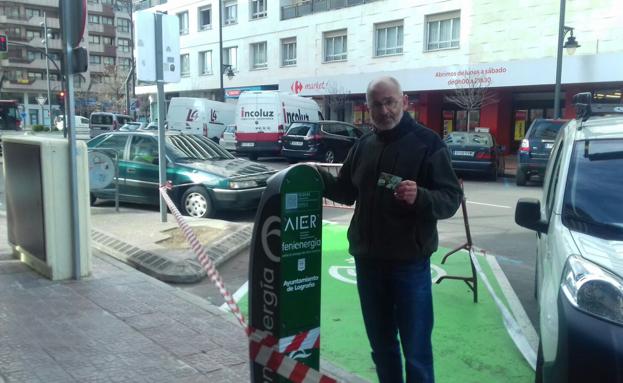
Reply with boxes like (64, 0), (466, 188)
(0, 211), (359, 383)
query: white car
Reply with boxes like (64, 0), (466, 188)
(515, 92), (623, 383)
(219, 124), (237, 152)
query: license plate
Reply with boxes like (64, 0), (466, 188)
(454, 150), (474, 156)
(241, 142), (254, 147)
(545, 143), (553, 149)
(290, 141), (304, 146)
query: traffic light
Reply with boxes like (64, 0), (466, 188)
(0, 34), (8, 52)
(57, 91), (66, 112)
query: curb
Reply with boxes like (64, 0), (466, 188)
(91, 224), (253, 283)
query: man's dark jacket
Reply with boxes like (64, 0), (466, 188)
(319, 113), (462, 261)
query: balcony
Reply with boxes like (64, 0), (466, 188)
(134, 0), (168, 11)
(4, 79), (62, 92)
(281, 0), (378, 20)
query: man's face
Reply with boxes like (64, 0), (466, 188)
(367, 82), (407, 131)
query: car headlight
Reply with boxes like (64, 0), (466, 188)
(229, 180), (259, 189)
(561, 254), (623, 325)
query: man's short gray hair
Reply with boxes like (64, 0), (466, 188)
(366, 76), (403, 104)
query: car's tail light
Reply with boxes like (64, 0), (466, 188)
(519, 139), (530, 152)
(475, 152), (493, 160)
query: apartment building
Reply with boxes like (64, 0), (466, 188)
(135, 0), (623, 151)
(0, 0), (134, 127)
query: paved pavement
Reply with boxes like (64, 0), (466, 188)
(0, 208), (363, 383)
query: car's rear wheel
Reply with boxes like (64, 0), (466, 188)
(181, 186), (214, 218)
(516, 168), (528, 186)
(323, 149), (335, 164)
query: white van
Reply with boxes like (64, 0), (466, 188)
(167, 97), (235, 142)
(235, 91), (321, 160)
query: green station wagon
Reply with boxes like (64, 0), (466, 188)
(87, 131), (277, 218)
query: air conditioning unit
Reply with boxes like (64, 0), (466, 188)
(2, 135), (91, 280)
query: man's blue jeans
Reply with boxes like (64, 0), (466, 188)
(355, 257), (434, 383)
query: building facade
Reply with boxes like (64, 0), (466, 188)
(0, 0), (134, 127)
(135, 0), (623, 152)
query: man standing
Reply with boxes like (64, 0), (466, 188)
(316, 76), (462, 383)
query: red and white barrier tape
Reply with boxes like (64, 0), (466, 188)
(159, 184), (337, 383)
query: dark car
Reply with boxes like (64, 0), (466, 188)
(280, 121), (364, 163)
(444, 131), (505, 180)
(87, 131), (276, 218)
(516, 118), (568, 185)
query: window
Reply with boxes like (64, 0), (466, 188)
(27, 51), (44, 61)
(89, 15), (100, 24)
(425, 11), (460, 51)
(101, 0), (113, 4)
(103, 56), (115, 66)
(223, 1), (237, 25)
(25, 8), (42, 18)
(250, 42), (267, 69)
(89, 55), (102, 64)
(102, 36), (113, 46)
(27, 72), (43, 80)
(198, 6), (211, 31)
(88, 34), (101, 44)
(178, 11), (189, 35)
(102, 16), (114, 26)
(119, 58), (132, 71)
(117, 18), (130, 33)
(375, 21), (403, 56)
(118, 38), (131, 53)
(96, 135), (129, 158)
(223, 46), (237, 70)
(26, 30), (43, 40)
(130, 137), (158, 164)
(199, 50), (212, 75)
(323, 30), (347, 62)
(281, 37), (296, 66)
(180, 54), (190, 76)
(250, 0), (267, 19)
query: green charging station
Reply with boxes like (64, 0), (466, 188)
(249, 165), (324, 382)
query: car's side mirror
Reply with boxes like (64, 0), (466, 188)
(515, 198), (548, 233)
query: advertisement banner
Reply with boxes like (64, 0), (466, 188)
(249, 165), (323, 382)
(514, 110), (528, 141)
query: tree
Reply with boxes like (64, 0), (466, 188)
(324, 82), (351, 121)
(100, 64), (131, 112)
(444, 72), (498, 132)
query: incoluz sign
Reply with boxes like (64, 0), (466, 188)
(249, 165), (323, 382)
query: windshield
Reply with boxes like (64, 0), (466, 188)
(529, 120), (566, 140)
(444, 132), (492, 146)
(167, 134), (235, 161)
(562, 139), (623, 240)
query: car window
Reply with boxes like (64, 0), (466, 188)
(561, 139), (623, 240)
(544, 136), (565, 219)
(287, 123), (315, 136)
(117, 116), (132, 125)
(444, 132), (491, 146)
(91, 134), (129, 159)
(529, 120), (565, 140)
(329, 124), (350, 137)
(224, 125), (236, 133)
(91, 114), (113, 125)
(80, 117), (89, 124)
(130, 136), (158, 164)
(350, 126), (363, 138)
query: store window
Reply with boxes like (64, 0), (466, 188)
(425, 11), (460, 51)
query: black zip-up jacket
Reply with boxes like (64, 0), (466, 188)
(319, 113), (462, 261)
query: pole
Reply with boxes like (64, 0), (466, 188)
(129, 0), (137, 119)
(218, 0), (225, 102)
(553, 0), (566, 119)
(155, 13), (167, 223)
(60, 0), (82, 280)
(43, 12), (52, 130)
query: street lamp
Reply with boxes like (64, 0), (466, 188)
(554, 0), (581, 119)
(40, 12), (53, 130)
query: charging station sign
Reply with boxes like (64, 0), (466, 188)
(249, 165), (323, 382)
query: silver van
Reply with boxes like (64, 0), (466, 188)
(89, 112), (132, 138)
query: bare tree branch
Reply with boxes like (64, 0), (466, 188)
(445, 72), (498, 132)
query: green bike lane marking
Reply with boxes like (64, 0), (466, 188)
(239, 224), (533, 383)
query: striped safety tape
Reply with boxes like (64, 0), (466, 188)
(159, 184), (337, 383)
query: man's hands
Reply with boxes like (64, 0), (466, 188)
(394, 180), (418, 205)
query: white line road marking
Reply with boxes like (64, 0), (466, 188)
(220, 281), (249, 312)
(467, 200), (512, 209)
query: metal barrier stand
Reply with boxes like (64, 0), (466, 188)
(435, 180), (478, 303)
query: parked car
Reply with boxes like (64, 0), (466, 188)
(515, 93), (623, 383)
(516, 118), (569, 185)
(87, 131), (276, 218)
(219, 124), (237, 152)
(89, 112), (133, 137)
(120, 122), (146, 131)
(280, 121), (364, 163)
(444, 130), (505, 180)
